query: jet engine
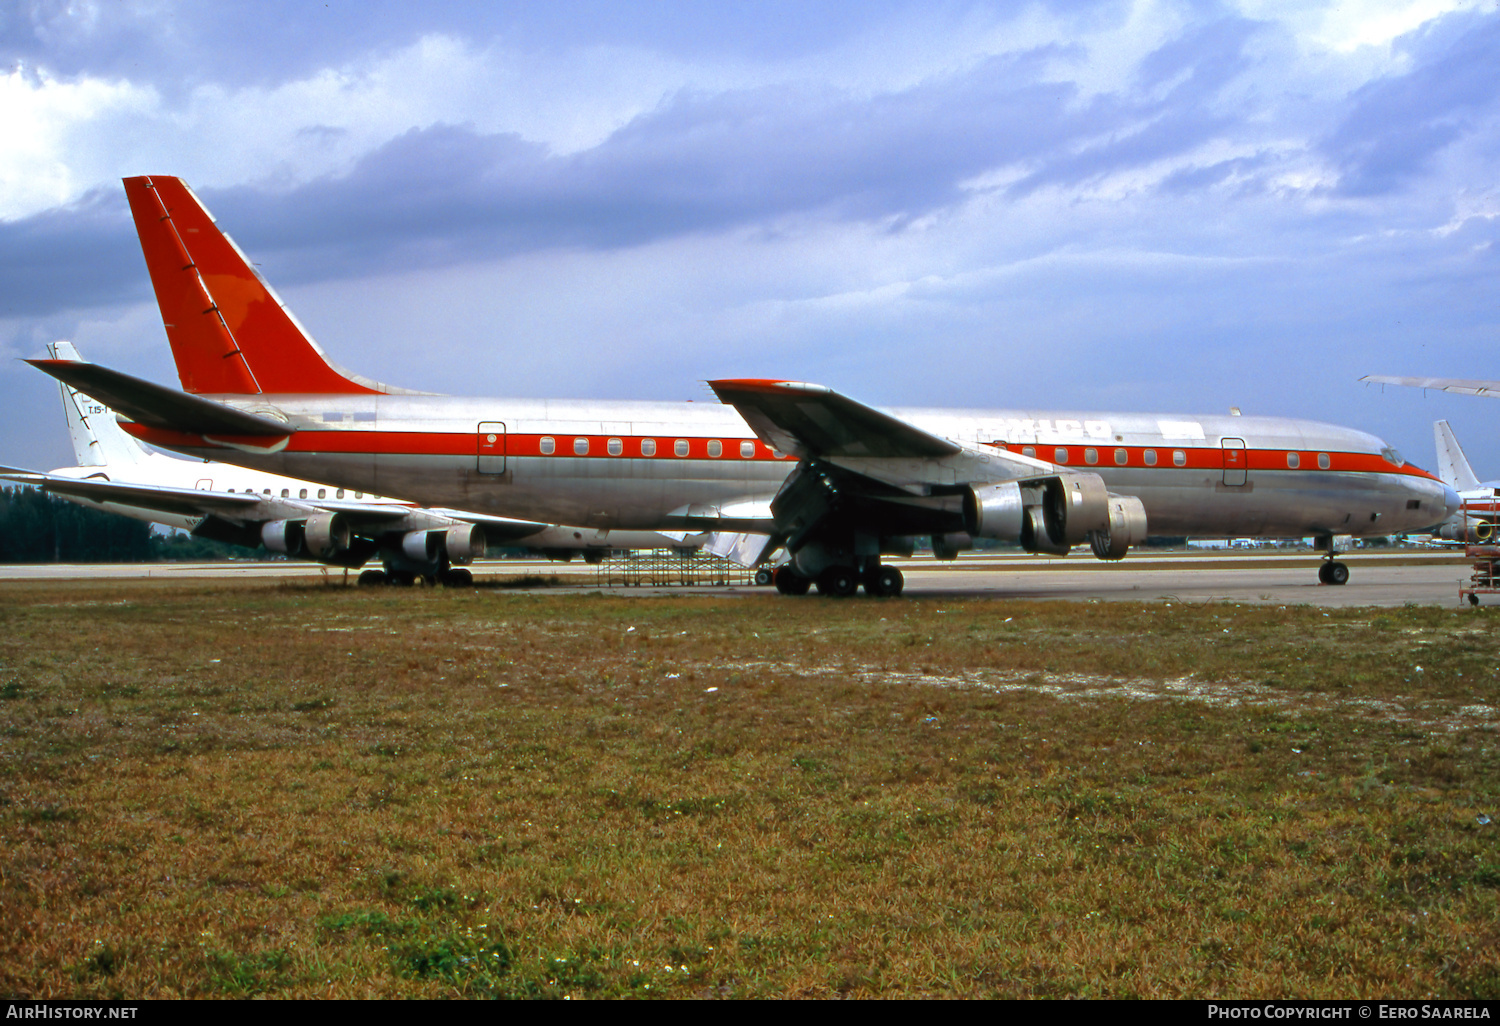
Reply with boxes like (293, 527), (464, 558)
(1436, 517), (1496, 542)
(303, 513), (351, 560)
(261, 519), (302, 555)
(443, 524), (484, 562)
(261, 514), (354, 560)
(964, 473), (1112, 556)
(401, 529), (440, 563)
(1088, 495), (1148, 560)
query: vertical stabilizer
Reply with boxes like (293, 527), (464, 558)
(122, 176), (386, 396)
(48, 341), (151, 468)
(1435, 420), (1482, 492)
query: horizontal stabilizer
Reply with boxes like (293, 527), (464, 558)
(708, 379), (959, 459)
(26, 360), (295, 438)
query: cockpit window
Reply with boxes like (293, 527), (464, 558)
(1381, 446), (1404, 467)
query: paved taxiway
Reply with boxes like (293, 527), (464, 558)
(0, 550), (1483, 608)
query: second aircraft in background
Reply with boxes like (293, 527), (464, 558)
(2, 343), (704, 584)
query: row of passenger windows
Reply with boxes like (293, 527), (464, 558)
(538, 437), (771, 459)
(1018, 446), (1332, 469)
(234, 487), (379, 500)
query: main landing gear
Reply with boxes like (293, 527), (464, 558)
(357, 566), (474, 587)
(772, 563), (903, 598)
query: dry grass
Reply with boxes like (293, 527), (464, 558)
(0, 580), (1497, 998)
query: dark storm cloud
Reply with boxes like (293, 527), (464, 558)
(0, 19), (1273, 316)
(1323, 9), (1500, 197)
(0, 0), (935, 91)
(207, 45), (1144, 285)
(0, 186), (141, 317)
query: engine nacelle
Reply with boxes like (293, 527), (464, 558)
(965, 482), (1025, 541)
(1436, 517), (1496, 542)
(402, 530), (440, 563)
(303, 513), (351, 560)
(964, 473), (1111, 556)
(261, 520), (303, 555)
(1088, 495), (1148, 560)
(444, 524), (484, 563)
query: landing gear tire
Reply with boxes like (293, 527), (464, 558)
(1469, 592), (1481, 607)
(864, 565), (904, 598)
(358, 569), (387, 587)
(1318, 561), (1349, 586)
(774, 565), (811, 595)
(754, 566), (774, 586)
(816, 565), (860, 598)
(440, 567), (473, 587)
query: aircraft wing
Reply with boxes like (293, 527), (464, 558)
(707, 379), (960, 459)
(0, 467), (270, 518)
(25, 359), (294, 437)
(1362, 375), (1500, 398)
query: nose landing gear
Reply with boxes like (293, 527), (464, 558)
(1315, 534), (1349, 585)
(1317, 560), (1349, 586)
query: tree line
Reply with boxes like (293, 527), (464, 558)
(0, 486), (251, 563)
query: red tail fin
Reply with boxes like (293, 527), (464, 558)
(124, 176), (383, 395)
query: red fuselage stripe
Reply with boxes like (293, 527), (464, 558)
(119, 424), (1443, 481)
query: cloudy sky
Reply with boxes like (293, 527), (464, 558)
(2, 0), (1498, 482)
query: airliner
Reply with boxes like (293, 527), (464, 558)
(4, 342), (705, 584)
(1429, 420), (1500, 543)
(25, 176), (1460, 597)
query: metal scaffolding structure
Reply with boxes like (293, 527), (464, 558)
(1459, 499), (1500, 607)
(597, 548), (756, 587)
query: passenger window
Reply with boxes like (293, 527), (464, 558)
(708, 440), (722, 457)
(1143, 449), (1157, 466)
(1054, 447), (1068, 464)
(1022, 446), (1035, 458)
(299, 488), (308, 499)
(1114, 448), (1127, 466)
(263, 489), (271, 495)
(317, 489), (326, 499)
(740, 440), (755, 458)
(540, 436), (555, 455)
(1287, 452), (1300, 469)
(281, 488), (289, 498)
(1084, 448), (1098, 465)
(607, 438), (623, 456)
(1173, 450), (1187, 467)
(355, 492), (363, 499)
(1318, 452), (1331, 470)
(675, 439), (689, 457)
(574, 437), (589, 455)
(641, 438), (657, 457)
(337, 489), (344, 499)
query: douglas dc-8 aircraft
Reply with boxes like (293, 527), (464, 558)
(26, 176), (1459, 596)
(4, 342), (703, 584)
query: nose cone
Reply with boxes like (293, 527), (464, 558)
(1442, 483), (1462, 521)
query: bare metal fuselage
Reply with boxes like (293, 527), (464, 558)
(135, 394), (1454, 542)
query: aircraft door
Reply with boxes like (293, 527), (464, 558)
(477, 422), (506, 474)
(1221, 438), (1247, 487)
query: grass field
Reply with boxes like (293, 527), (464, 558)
(1, 579), (1497, 999)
